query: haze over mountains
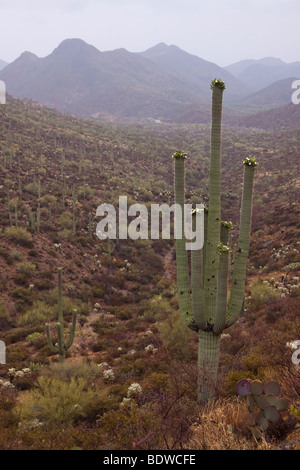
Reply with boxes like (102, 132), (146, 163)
(0, 59), (8, 71)
(0, 38), (299, 124)
(225, 56), (300, 90)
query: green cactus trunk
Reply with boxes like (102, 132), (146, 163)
(45, 267), (77, 363)
(198, 330), (220, 403)
(173, 79), (257, 404)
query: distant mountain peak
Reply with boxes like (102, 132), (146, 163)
(52, 38), (100, 56)
(140, 42), (170, 57)
(258, 57), (286, 66)
(57, 38), (91, 48)
(19, 51), (38, 60)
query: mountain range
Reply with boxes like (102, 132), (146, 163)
(225, 56), (300, 90)
(0, 39), (299, 123)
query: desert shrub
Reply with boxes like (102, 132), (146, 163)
(37, 194), (57, 207)
(24, 182), (39, 195)
(16, 376), (96, 426)
(137, 249), (163, 274)
(56, 212), (72, 229)
(11, 251), (23, 261)
(4, 227), (33, 247)
(17, 301), (56, 327)
(91, 283), (106, 298)
(42, 361), (102, 384)
(26, 332), (42, 343)
(16, 262), (36, 276)
(92, 318), (118, 336)
(81, 388), (121, 423)
(98, 404), (162, 450)
(118, 358), (146, 378)
(57, 229), (74, 241)
(77, 184), (94, 200)
(142, 372), (170, 396)
(0, 390), (19, 429)
(6, 344), (30, 363)
(35, 277), (53, 290)
(249, 280), (281, 308)
(90, 339), (111, 352)
(110, 306), (133, 320)
(11, 287), (34, 311)
(4, 327), (34, 344)
(158, 311), (196, 362)
(41, 288), (77, 316)
(240, 349), (268, 375)
(0, 298), (12, 329)
(0, 247), (13, 264)
(107, 274), (125, 289)
(139, 295), (174, 323)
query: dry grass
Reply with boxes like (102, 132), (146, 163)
(188, 398), (274, 450)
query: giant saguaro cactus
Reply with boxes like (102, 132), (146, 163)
(45, 268), (77, 363)
(173, 79), (257, 403)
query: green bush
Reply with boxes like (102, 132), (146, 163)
(250, 280), (281, 308)
(16, 262), (36, 276)
(16, 376), (97, 426)
(0, 297), (12, 328)
(57, 212), (72, 229)
(42, 361), (102, 384)
(17, 301), (56, 327)
(4, 227), (33, 247)
(11, 287), (34, 311)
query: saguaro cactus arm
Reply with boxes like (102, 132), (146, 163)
(226, 156), (257, 328)
(173, 152), (198, 332)
(65, 310), (77, 349)
(213, 222), (232, 334)
(45, 323), (59, 353)
(191, 209), (206, 330)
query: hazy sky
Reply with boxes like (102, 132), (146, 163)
(0, 0), (299, 66)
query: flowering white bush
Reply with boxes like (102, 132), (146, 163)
(127, 382), (143, 398)
(18, 419), (43, 432)
(145, 344), (158, 354)
(0, 379), (15, 389)
(8, 367), (31, 379)
(103, 368), (115, 382)
(145, 329), (153, 337)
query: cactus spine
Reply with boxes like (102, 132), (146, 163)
(173, 79), (257, 403)
(45, 268), (77, 362)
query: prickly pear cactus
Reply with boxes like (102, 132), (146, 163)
(237, 378), (290, 439)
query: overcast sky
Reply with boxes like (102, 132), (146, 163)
(0, 0), (299, 66)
